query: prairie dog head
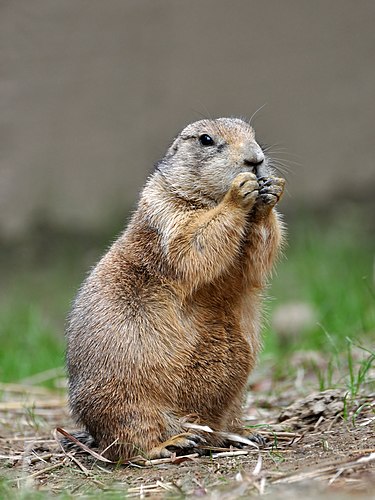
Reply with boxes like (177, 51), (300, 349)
(156, 117), (271, 206)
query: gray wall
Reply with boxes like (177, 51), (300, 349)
(2, 0), (375, 238)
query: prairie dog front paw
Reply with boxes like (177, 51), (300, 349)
(259, 176), (285, 203)
(254, 176), (285, 213)
(224, 172), (259, 210)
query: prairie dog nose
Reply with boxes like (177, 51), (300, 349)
(243, 143), (264, 168)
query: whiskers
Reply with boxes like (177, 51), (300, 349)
(249, 103), (268, 126)
(262, 143), (301, 180)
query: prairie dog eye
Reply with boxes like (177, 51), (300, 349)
(199, 134), (215, 146)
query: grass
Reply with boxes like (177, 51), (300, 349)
(264, 208), (375, 353)
(0, 209), (374, 384)
(0, 220), (120, 384)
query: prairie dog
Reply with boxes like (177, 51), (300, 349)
(66, 117), (285, 461)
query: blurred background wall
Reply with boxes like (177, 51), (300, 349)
(2, 0), (374, 239)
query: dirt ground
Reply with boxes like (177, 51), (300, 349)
(0, 360), (374, 498)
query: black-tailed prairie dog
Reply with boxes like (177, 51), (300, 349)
(66, 117), (285, 461)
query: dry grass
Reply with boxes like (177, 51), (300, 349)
(1, 355), (374, 498)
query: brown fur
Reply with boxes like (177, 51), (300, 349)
(66, 117), (285, 460)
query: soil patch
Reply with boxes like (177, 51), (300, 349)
(0, 361), (374, 498)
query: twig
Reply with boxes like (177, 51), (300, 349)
(327, 413), (341, 431)
(0, 400), (66, 411)
(29, 453), (66, 464)
(126, 482), (176, 493)
(0, 382), (55, 395)
(349, 448), (375, 455)
(328, 468), (344, 485)
(0, 438), (56, 443)
(0, 454), (23, 462)
(252, 453), (263, 476)
(54, 427), (113, 463)
(211, 450), (251, 459)
(17, 458), (69, 481)
(257, 430), (302, 441)
(100, 437), (119, 456)
(66, 452), (92, 476)
(258, 431), (301, 437)
(131, 453), (200, 466)
(313, 415), (325, 429)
